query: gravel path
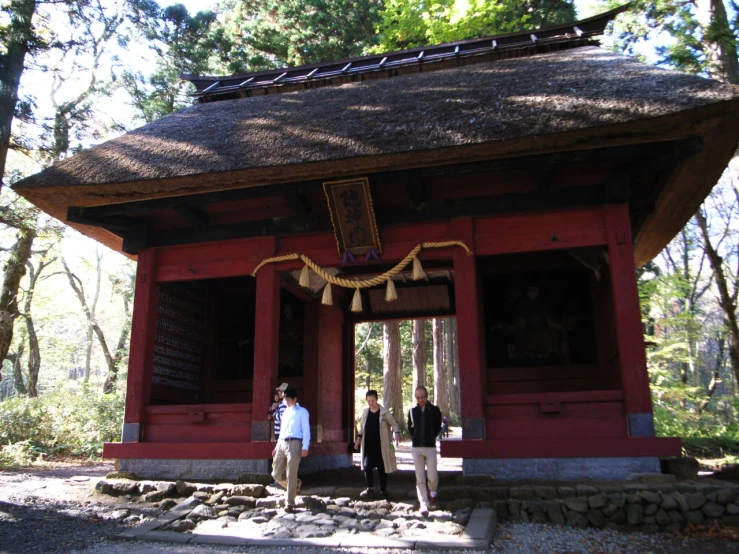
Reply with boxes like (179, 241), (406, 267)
(1, 463), (738, 554)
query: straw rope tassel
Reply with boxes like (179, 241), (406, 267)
(385, 278), (397, 302)
(351, 288), (363, 312)
(250, 242), (474, 313)
(412, 256), (425, 281)
(321, 283), (333, 305)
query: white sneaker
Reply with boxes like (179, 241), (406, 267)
(419, 503), (429, 517)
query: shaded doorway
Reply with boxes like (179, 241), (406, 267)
(352, 317), (462, 472)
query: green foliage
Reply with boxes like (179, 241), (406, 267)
(0, 440), (39, 469)
(599, 0), (738, 81)
(222, 0), (383, 70)
(0, 386), (124, 467)
(123, 3), (224, 122)
(375, 0), (576, 52)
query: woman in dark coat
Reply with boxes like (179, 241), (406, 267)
(354, 390), (401, 498)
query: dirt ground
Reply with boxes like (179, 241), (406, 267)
(1, 460), (739, 554)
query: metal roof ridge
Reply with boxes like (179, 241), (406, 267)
(181, 4), (629, 102)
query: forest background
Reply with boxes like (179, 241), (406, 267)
(1, 0), (738, 469)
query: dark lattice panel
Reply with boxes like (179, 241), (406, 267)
(152, 282), (206, 401)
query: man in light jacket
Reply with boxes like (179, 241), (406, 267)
(407, 385), (442, 516)
(271, 387), (310, 512)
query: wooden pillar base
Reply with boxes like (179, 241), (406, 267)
(251, 421), (271, 442)
(628, 413), (655, 437)
(462, 417), (486, 439)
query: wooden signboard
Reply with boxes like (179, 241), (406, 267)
(323, 177), (381, 256)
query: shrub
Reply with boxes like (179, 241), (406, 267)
(0, 440), (40, 469)
(0, 385), (124, 463)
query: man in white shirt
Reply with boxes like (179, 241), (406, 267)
(271, 387), (310, 511)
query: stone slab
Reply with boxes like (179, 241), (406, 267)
(138, 530), (193, 543)
(338, 535), (415, 549)
(464, 508), (496, 542)
(118, 458), (270, 480)
(463, 457), (661, 480)
(249, 537), (343, 547)
(110, 532), (138, 541)
(415, 538), (489, 550)
(189, 535), (250, 546)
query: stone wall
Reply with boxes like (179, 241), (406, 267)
(444, 478), (739, 532)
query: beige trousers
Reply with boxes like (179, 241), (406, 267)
(411, 446), (438, 504)
(272, 439), (302, 506)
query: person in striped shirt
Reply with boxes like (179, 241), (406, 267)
(270, 382), (289, 440)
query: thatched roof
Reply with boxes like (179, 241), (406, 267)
(15, 47), (738, 192)
(11, 44), (739, 263)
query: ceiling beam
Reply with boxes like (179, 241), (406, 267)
(284, 190), (313, 215)
(67, 138), (696, 222)
(173, 204), (209, 226)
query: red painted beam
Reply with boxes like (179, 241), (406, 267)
(153, 236), (262, 282)
(440, 437), (681, 458)
(485, 389), (624, 405)
(124, 249), (159, 434)
(474, 208), (607, 256)
(317, 305), (344, 437)
(252, 237), (280, 432)
(605, 204), (653, 417)
(103, 441), (350, 459)
(452, 218), (485, 437)
(146, 403), (252, 414)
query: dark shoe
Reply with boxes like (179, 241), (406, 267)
(283, 504), (295, 513)
(378, 490), (388, 500)
(359, 488), (373, 498)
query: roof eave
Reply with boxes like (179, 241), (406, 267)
(14, 96), (739, 263)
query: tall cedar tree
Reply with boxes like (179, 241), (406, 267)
(221, 0), (383, 70)
(604, 0), (739, 386)
(0, 0), (36, 195)
(383, 321), (404, 426)
(123, 3), (221, 122)
(375, 0), (576, 51)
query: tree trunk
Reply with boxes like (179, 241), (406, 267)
(451, 319), (461, 416)
(695, 211), (739, 387)
(62, 257), (117, 388)
(412, 318), (426, 392)
(433, 318), (446, 411)
(697, 0), (739, 84)
(444, 318), (454, 416)
(84, 246), (102, 382)
(0, 227), (36, 374)
(383, 320), (404, 426)
(22, 248), (53, 397)
(103, 280), (132, 394)
(0, 0), (37, 194)
(12, 342), (27, 395)
(699, 335), (725, 412)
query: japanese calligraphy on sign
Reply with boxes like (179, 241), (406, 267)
(323, 178), (382, 257)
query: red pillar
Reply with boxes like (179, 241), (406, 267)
(251, 237), (281, 442)
(122, 248), (158, 442)
(302, 303), (319, 418)
(452, 217), (486, 439)
(316, 304), (345, 442)
(605, 204), (654, 436)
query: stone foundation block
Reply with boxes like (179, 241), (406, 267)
(463, 457), (660, 480)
